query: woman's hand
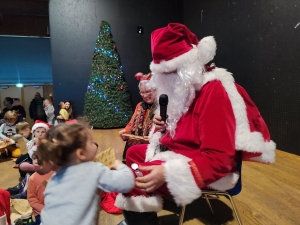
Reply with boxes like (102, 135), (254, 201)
(56, 115), (62, 119)
(142, 136), (150, 143)
(135, 165), (166, 193)
(153, 115), (167, 133)
(118, 129), (128, 141)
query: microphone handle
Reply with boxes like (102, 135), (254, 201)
(160, 105), (167, 123)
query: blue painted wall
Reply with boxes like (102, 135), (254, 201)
(0, 36), (52, 84)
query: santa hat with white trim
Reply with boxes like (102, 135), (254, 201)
(150, 23), (217, 73)
(32, 120), (50, 135)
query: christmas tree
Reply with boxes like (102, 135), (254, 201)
(84, 21), (132, 128)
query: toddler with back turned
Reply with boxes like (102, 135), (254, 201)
(36, 121), (135, 225)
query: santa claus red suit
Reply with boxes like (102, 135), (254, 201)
(115, 23), (276, 222)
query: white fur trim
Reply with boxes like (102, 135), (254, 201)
(145, 131), (162, 162)
(150, 47), (199, 73)
(150, 36), (216, 73)
(115, 193), (163, 212)
(32, 123), (49, 133)
(153, 151), (202, 206)
(203, 68), (276, 163)
(208, 172), (239, 191)
(197, 36), (217, 65)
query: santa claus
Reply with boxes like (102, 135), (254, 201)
(115, 23), (276, 225)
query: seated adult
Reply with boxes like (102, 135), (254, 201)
(115, 23), (276, 225)
(0, 97), (14, 126)
(0, 97), (14, 120)
(118, 72), (156, 160)
(13, 98), (26, 122)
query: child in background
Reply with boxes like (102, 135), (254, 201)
(7, 121), (50, 199)
(16, 122), (33, 142)
(36, 122), (134, 225)
(13, 151), (54, 225)
(19, 121), (50, 177)
(0, 110), (21, 158)
(5, 123), (32, 198)
(14, 122), (32, 168)
(56, 102), (68, 123)
(43, 99), (55, 126)
(14, 122), (33, 174)
(26, 152), (54, 225)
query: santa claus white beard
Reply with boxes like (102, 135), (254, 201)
(150, 64), (204, 137)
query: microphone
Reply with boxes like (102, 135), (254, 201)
(159, 94), (168, 123)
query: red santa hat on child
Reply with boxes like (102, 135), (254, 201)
(32, 120), (50, 134)
(150, 23), (217, 73)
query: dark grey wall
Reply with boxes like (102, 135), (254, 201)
(49, 0), (183, 117)
(50, 0), (300, 154)
(184, 0), (300, 155)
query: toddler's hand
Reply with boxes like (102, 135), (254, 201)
(109, 160), (122, 170)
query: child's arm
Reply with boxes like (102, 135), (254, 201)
(44, 107), (49, 116)
(26, 140), (38, 158)
(0, 124), (7, 140)
(109, 159), (123, 170)
(49, 105), (55, 115)
(96, 160), (135, 193)
(27, 176), (44, 213)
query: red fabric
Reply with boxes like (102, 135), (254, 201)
(34, 120), (50, 128)
(124, 145), (170, 198)
(235, 83), (271, 161)
(158, 80), (271, 188)
(118, 77), (273, 209)
(0, 189), (11, 224)
(65, 119), (77, 124)
(160, 80), (237, 188)
(27, 171), (54, 216)
(151, 23), (198, 63)
(100, 192), (122, 214)
(237, 83), (271, 141)
(134, 72), (151, 81)
(32, 120), (50, 133)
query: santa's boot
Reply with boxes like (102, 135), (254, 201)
(118, 210), (159, 225)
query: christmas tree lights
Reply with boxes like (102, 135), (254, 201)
(84, 21), (132, 128)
